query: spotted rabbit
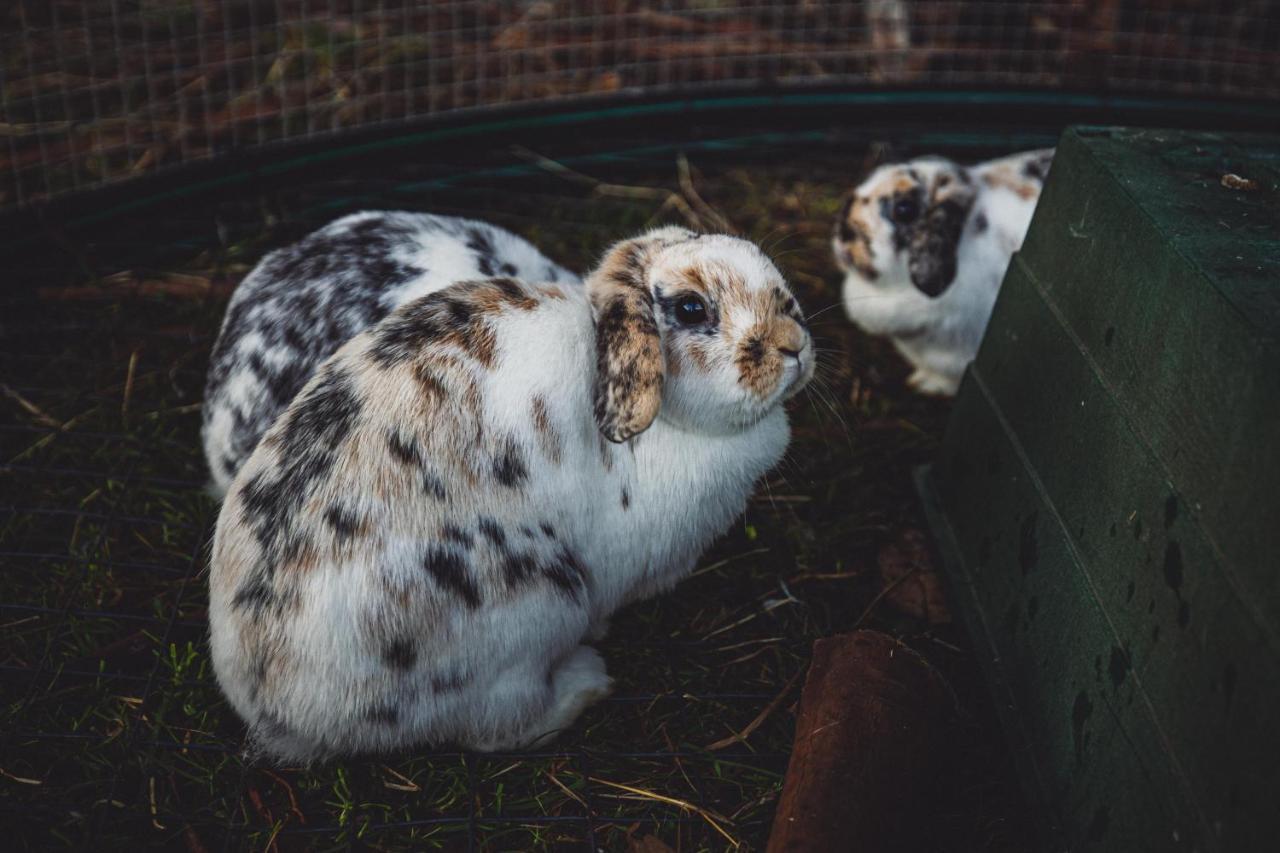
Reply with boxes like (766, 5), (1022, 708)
(208, 227), (813, 762)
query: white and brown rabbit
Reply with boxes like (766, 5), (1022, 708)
(833, 149), (1053, 395)
(208, 227), (814, 763)
(202, 211), (578, 498)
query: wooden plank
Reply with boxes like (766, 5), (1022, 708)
(929, 261), (1279, 851)
(1009, 128), (1280, 608)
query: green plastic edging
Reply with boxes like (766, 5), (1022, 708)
(9, 89), (1280, 242)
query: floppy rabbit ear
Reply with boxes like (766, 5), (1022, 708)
(587, 228), (695, 443)
(908, 174), (976, 298)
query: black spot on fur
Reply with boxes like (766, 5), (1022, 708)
(383, 639), (418, 670)
(973, 211), (989, 233)
(237, 366), (362, 572)
(422, 547), (481, 608)
(494, 439), (528, 488)
(478, 518), (506, 549)
(466, 226), (497, 276)
(232, 579), (277, 613)
(740, 337), (765, 365)
(432, 670), (470, 693)
(325, 503), (360, 542)
(1023, 151), (1054, 182)
(441, 524), (474, 549)
(368, 281), (504, 368)
(540, 522), (556, 539)
(365, 704), (399, 725)
(502, 552), (539, 585)
(908, 195), (971, 297)
(500, 262), (518, 276)
(422, 473), (447, 501)
(387, 430), (422, 466)
(543, 549), (589, 602)
(203, 213), (425, 478)
(620, 487), (631, 510)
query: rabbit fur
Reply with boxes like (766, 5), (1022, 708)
(208, 227), (814, 762)
(203, 211), (578, 498)
(834, 148), (1053, 395)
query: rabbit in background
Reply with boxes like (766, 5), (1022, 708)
(833, 148), (1053, 395)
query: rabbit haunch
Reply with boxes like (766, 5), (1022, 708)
(208, 229), (813, 761)
(202, 211), (578, 498)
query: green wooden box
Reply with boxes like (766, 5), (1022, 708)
(918, 127), (1280, 852)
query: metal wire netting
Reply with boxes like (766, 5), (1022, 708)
(3, 0), (1279, 208)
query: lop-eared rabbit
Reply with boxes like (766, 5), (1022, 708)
(208, 227), (814, 762)
(834, 149), (1053, 395)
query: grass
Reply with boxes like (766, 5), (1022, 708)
(0, 141), (1035, 851)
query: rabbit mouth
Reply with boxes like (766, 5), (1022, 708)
(780, 348), (814, 400)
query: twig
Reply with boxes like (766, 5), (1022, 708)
(263, 769), (306, 823)
(149, 776), (165, 830)
(122, 350), (139, 421)
(545, 768), (587, 809)
(689, 547), (770, 579)
(0, 767), (43, 785)
(1, 383), (61, 428)
(677, 152), (735, 234)
(706, 668), (805, 751)
(511, 145), (707, 229)
(588, 776), (739, 848)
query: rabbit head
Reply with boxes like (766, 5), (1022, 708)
(588, 227), (814, 441)
(833, 157), (977, 298)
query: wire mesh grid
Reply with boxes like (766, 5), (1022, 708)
(0, 133), (1040, 849)
(3, 0), (1279, 209)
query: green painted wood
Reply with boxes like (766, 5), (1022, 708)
(921, 127), (1280, 853)
(1016, 127), (1280, 612)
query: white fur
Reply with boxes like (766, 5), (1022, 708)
(202, 211), (579, 498)
(208, 230), (811, 762)
(836, 150), (1051, 395)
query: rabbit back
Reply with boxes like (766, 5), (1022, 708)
(202, 212), (577, 498)
(209, 278), (612, 760)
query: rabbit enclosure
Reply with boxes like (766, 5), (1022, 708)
(3, 2), (1279, 851)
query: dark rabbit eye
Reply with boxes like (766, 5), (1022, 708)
(674, 294), (708, 325)
(892, 197), (920, 223)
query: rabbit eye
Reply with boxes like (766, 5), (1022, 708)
(674, 294), (708, 325)
(892, 197), (920, 223)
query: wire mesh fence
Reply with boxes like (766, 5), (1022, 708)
(3, 1), (1278, 208)
(1, 132), (1041, 849)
